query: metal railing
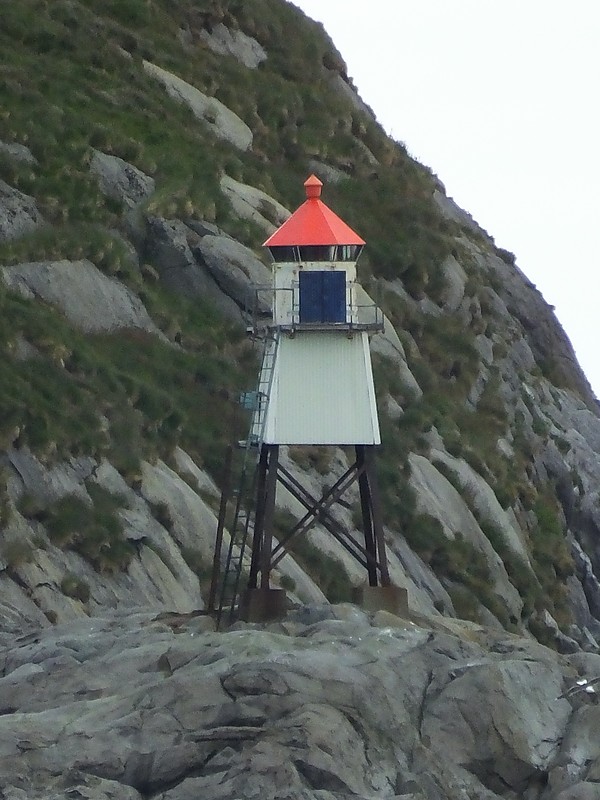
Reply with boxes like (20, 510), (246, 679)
(244, 284), (385, 337)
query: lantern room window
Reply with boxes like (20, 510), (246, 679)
(268, 245), (363, 263)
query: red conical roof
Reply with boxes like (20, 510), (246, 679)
(263, 175), (365, 247)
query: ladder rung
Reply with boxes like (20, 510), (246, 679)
(214, 336), (279, 630)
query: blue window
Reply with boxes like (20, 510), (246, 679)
(299, 271), (346, 323)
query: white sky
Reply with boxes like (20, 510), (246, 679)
(292, 0), (600, 397)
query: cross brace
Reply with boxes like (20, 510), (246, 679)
(248, 443), (390, 591)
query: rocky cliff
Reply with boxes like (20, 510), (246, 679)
(3, 605), (600, 800)
(2, 2), (600, 797)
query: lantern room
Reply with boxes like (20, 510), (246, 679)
(263, 175), (374, 331)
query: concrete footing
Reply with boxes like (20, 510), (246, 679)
(352, 585), (409, 616)
(240, 588), (287, 623)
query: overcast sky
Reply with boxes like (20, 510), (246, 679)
(292, 0), (600, 397)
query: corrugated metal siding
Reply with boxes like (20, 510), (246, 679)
(263, 332), (380, 445)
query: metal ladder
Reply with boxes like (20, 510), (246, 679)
(250, 335), (277, 444)
(212, 333), (279, 628)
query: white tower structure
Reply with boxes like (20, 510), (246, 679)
(211, 176), (401, 625)
(260, 173), (381, 446)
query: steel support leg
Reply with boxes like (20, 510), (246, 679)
(356, 445), (379, 586)
(248, 445), (269, 590)
(363, 445), (391, 586)
(208, 445), (233, 611)
(260, 445), (279, 589)
(249, 445), (280, 590)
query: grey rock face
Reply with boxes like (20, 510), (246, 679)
(1, 259), (163, 335)
(0, 450), (214, 627)
(422, 658), (570, 793)
(199, 23), (267, 68)
(307, 159), (350, 185)
(0, 140), (37, 164)
(0, 608), (595, 800)
(6, 448), (96, 506)
(0, 571), (50, 632)
(430, 449), (531, 564)
(354, 284), (422, 399)
(409, 453), (523, 622)
(0, 179), (44, 241)
(439, 254), (467, 312)
(571, 540), (600, 625)
(480, 246), (596, 408)
(326, 72), (374, 121)
(144, 217), (243, 320)
(194, 233), (272, 311)
(90, 150), (155, 210)
(220, 174), (290, 235)
(140, 459), (219, 563)
(387, 534), (455, 615)
(433, 188), (487, 237)
(143, 60), (253, 151)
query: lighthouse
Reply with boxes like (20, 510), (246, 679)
(260, 174), (381, 445)
(211, 176), (403, 625)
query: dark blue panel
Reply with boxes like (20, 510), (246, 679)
(299, 271), (323, 323)
(322, 271), (346, 323)
(299, 271), (346, 324)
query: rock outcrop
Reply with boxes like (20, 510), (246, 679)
(1, 260), (163, 336)
(143, 60), (253, 152)
(0, 140), (37, 165)
(1, 449), (210, 626)
(0, 605), (598, 800)
(0, 180), (44, 241)
(90, 150), (155, 211)
(194, 233), (272, 311)
(220, 174), (290, 235)
(199, 22), (267, 68)
(143, 217), (246, 320)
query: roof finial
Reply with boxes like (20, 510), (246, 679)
(304, 174), (323, 199)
